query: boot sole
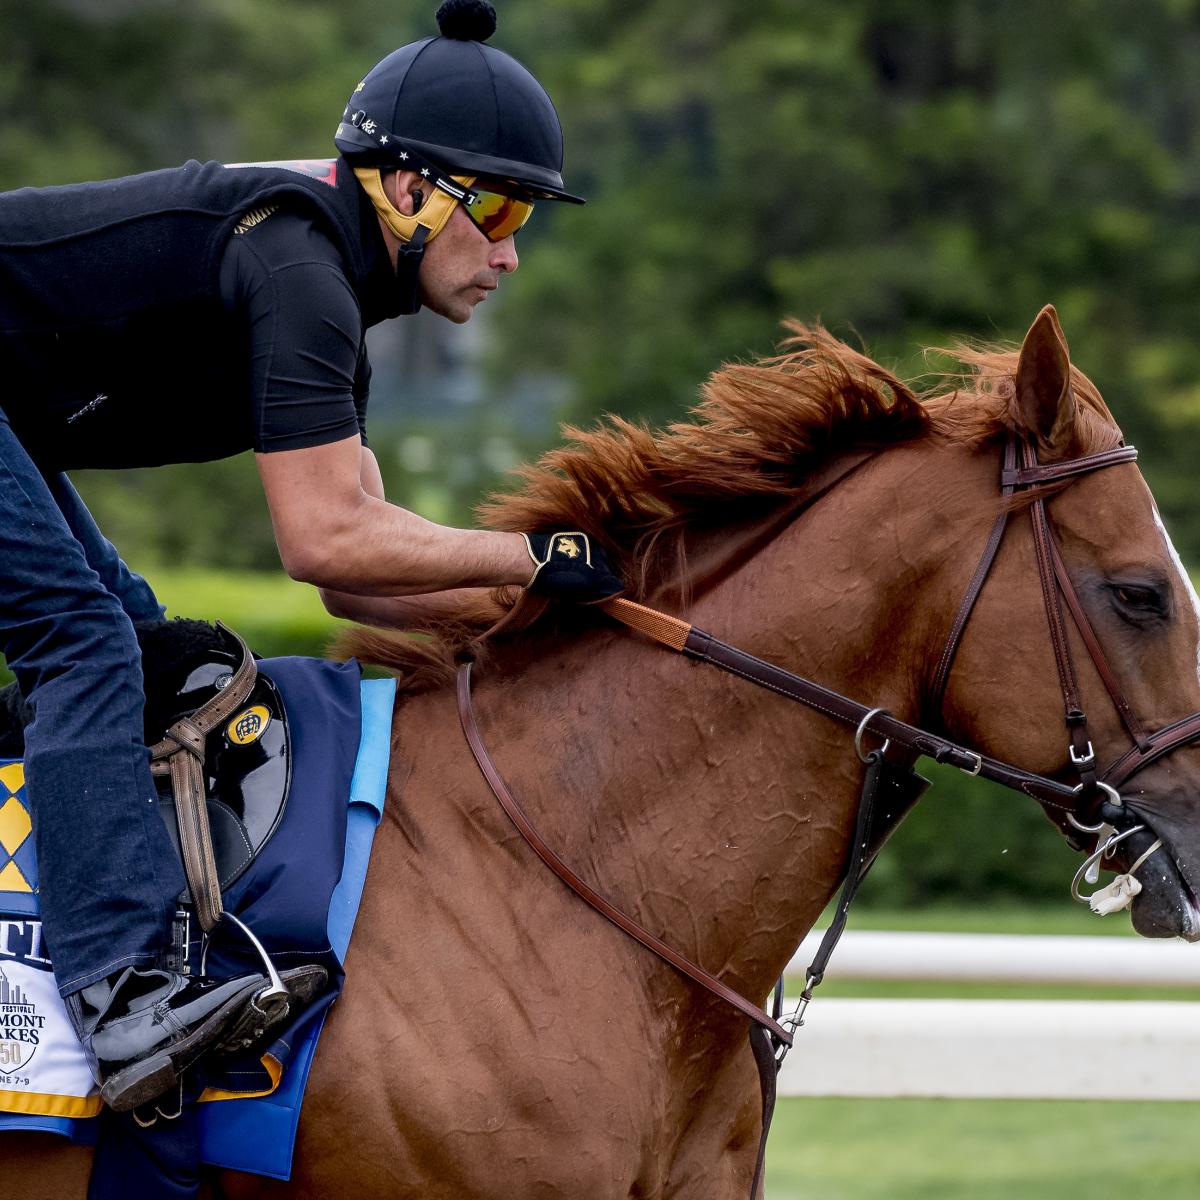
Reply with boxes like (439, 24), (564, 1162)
(100, 965), (328, 1112)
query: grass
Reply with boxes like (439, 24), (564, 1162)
(765, 902), (1200, 1198)
(766, 1098), (1200, 1199)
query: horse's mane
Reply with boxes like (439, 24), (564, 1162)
(337, 322), (1121, 693)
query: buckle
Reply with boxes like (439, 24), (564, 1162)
(958, 751), (983, 777)
(1069, 740), (1096, 768)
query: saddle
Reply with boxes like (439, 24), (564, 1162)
(0, 619), (291, 933)
(143, 621), (291, 922)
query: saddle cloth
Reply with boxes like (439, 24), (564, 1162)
(0, 657), (394, 1181)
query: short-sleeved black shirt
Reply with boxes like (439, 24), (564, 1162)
(0, 158), (399, 470)
(218, 205), (372, 453)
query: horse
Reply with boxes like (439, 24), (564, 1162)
(5, 305), (1200, 1198)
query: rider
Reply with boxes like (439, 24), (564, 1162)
(0, 0), (621, 1111)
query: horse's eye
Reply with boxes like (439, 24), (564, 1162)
(1108, 582), (1168, 620)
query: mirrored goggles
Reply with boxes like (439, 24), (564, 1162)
(457, 185), (534, 242)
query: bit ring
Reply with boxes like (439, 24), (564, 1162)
(855, 707), (893, 764)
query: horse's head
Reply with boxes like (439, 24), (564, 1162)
(944, 306), (1200, 940)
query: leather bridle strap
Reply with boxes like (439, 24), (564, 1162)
(606, 598), (1084, 812)
(1104, 711), (1200, 791)
(928, 438), (1018, 712)
(1044, 533), (1151, 750)
(1026, 454), (1100, 798)
(455, 661), (792, 1046)
(1000, 445), (1140, 488)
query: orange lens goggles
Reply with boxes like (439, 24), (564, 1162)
(460, 186), (534, 242)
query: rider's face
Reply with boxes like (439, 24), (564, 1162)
(379, 171), (519, 324)
(418, 202), (519, 324)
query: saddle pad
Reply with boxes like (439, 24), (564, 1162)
(195, 672), (394, 1178)
(0, 665), (394, 1181)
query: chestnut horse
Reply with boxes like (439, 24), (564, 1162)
(6, 307), (1200, 1198)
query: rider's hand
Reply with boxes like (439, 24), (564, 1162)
(522, 531), (625, 603)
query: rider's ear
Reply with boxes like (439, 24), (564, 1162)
(1012, 304), (1079, 457)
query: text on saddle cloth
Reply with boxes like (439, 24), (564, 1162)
(0, 664), (394, 1183)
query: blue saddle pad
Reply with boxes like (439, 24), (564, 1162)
(0, 658), (394, 1181)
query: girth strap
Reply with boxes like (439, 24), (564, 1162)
(148, 624), (257, 931)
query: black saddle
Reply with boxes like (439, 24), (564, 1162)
(143, 622), (291, 896)
(0, 618), (291, 896)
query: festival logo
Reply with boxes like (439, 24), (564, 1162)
(227, 705), (271, 747)
(0, 967), (45, 1072)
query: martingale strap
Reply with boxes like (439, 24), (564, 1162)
(455, 663), (791, 1043)
(456, 662), (789, 1200)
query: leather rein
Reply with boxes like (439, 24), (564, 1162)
(456, 429), (1200, 1196)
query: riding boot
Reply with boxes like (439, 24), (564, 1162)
(67, 963), (327, 1112)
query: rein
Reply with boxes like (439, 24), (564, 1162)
(456, 429), (1200, 1198)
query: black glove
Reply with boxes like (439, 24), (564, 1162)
(523, 531), (625, 602)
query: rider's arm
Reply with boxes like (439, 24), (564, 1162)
(258, 434), (531, 594)
(223, 210), (530, 597)
(316, 447), (508, 626)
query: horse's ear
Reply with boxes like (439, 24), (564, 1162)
(1012, 305), (1079, 456)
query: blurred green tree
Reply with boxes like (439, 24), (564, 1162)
(5, 0), (1200, 904)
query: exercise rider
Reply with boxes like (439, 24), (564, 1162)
(0, 0), (620, 1112)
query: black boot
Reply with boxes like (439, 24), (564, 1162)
(68, 964), (327, 1112)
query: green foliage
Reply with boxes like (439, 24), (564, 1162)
(144, 566), (345, 659)
(858, 763), (1083, 907)
(490, 0), (1200, 556)
(6, 2), (1200, 907)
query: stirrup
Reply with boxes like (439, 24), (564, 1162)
(200, 912), (289, 1005)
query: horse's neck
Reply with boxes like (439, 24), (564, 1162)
(468, 441), (991, 1001)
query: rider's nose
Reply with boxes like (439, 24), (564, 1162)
(491, 235), (518, 274)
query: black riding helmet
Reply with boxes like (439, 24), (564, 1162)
(334, 0), (584, 204)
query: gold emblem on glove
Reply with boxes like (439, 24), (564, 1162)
(556, 537), (582, 559)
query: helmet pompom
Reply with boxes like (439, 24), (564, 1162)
(436, 0), (497, 42)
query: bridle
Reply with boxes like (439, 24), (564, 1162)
(929, 432), (1198, 836)
(456, 426), (1200, 1198)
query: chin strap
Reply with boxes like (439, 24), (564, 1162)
(354, 166), (470, 315)
(353, 166), (467, 244)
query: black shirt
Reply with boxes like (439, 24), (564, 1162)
(218, 204), (372, 453)
(0, 158), (399, 470)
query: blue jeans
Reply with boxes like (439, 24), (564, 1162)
(0, 407), (185, 995)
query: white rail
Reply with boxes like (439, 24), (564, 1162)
(776, 931), (1200, 1100)
(789, 929), (1200, 987)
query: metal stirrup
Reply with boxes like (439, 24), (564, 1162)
(200, 912), (289, 1003)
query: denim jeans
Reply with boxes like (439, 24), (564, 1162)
(0, 407), (184, 995)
